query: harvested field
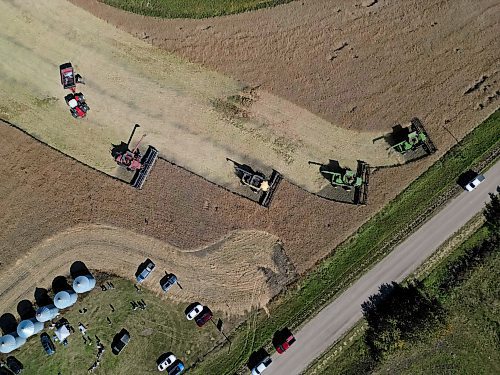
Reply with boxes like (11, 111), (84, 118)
(1, 0), (499, 319)
(0, 120), (432, 290)
(0, 0), (400, 195)
(0, 224), (291, 315)
(74, 0), (500, 145)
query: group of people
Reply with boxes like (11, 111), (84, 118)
(130, 299), (147, 311)
(87, 335), (105, 373)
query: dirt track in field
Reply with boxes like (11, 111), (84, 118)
(0, 0), (401, 195)
(0, 224), (294, 315)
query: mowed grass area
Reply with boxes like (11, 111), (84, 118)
(14, 276), (232, 374)
(308, 226), (500, 374)
(102, 0), (293, 18)
(191, 110), (500, 374)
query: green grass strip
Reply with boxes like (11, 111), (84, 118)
(101, 0), (294, 19)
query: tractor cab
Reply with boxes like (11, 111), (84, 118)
(322, 168), (362, 191)
(241, 173), (269, 192)
(344, 170), (362, 187)
(64, 92), (89, 119)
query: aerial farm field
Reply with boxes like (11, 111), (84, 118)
(0, 0), (499, 373)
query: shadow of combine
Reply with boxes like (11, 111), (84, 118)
(383, 124), (410, 147)
(111, 142), (129, 160)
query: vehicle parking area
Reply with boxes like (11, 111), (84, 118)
(6, 276), (231, 374)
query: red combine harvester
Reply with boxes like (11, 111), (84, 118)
(64, 92), (89, 119)
(112, 124), (158, 189)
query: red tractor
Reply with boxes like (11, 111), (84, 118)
(60, 62), (88, 119)
(64, 92), (89, 119)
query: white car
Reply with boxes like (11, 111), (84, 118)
(251, 356), (272, 375)
(186, 304), (203, 320)
(158, 353), (176, 372)
(465, 174), (485, 191)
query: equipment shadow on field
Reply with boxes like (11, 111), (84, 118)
(34, 287), (52, 307)
(111, 142), (129, 160)
(247, 348), (270, 370)
(0, 313), (18, 335)
(17, 300), (36, 320)
(70, 261), (91, 278)
(51, 276), (72, 294)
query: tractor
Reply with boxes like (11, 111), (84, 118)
(64, 92), (89, 119)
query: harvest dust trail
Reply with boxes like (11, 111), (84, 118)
(0, 225), (295, 315)
(0, 0), (398, 194)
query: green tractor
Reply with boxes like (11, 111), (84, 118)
(391, 130), (427, 154)
(322, 169), (362, 191)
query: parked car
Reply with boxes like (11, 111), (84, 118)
(186, 304), (203, 320)
(465, 174), (485, 191)
(136, 259), (155, 283)
(40, 333), (55, 356)
(251, 356), (272, 375)
(166, 359), (185, 375)
(160, 273), (178, 293)
(275, 332), (296, 354)
(6, 357), (23, 374)
(111, 328), (130, 355)
(157, 353), (176, 372)
(195, 306), (213, 327)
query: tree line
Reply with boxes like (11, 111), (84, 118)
(362, 192), (499, 361)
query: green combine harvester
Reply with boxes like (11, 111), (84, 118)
(322, 169), (362, 190)
(391, 130), (427, 154)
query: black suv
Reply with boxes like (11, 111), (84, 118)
(111, 328), (130, 355)
(40, 333), (55, 356)
(6, 357), (23, 374)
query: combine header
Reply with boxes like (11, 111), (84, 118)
(112, 124), (158, 189)
(227, 158), (282, 207)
